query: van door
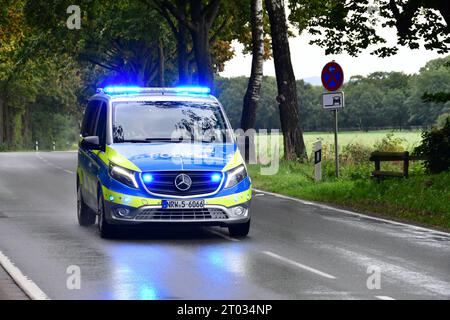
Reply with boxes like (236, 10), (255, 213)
(90, 101), (108, 202)
(79, 100), (100, 209)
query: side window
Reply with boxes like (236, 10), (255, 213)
(95, 102), (107, 147)
(81, 100), (100, 137)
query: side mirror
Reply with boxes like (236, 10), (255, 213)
(81, 136), (100, 150)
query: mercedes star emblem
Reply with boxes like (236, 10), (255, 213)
(174, 174), (192, 191)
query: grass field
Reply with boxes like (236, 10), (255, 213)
(249, 129), (450, 231)
(255, 130), (423, 158)
(302, 130), (422, 152)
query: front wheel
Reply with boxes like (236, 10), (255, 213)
(228, 220), (250, 238)
(97, 190), (115, 239)
(77, 184), (96, 226)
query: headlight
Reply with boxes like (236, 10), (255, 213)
(224, 165), (247, 189)
(109, 163), (139, 189)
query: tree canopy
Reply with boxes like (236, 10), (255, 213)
(289, 0), (449, 57)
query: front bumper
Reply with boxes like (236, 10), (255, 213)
(101, 175), (252, 226)
(104, 201), (251, 226)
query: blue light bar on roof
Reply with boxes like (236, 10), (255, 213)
(98, 86), (211, 95)
(102, 86), (142, 94)
(174, 86), (211, 94)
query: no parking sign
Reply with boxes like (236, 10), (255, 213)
(321, 61), (344, 92)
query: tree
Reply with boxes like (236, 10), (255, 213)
(150, 0), (194, 84)
(289, 0), (450, 57)
(152, 0), (223, 90)
(240, 0), (265, 162)
(422, 59), (450, 104)
(265, 0), (307, 160)
(24, 0), (178, 87)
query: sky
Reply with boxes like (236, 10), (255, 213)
(219, 30), (446, 84)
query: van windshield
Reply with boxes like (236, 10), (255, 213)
(112, 101), (232, 144)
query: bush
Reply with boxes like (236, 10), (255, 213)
(373, 132), (406, 152)
(413, 118), (450, 173)
(341, 142), (373, 164)
(436, 113), (450, 129)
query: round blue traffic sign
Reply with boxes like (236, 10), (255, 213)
(321, 61), (344, 92)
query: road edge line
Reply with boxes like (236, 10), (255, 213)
(0, 250), (50, 300)
(375, 295), (395, 300)
(254, 188), (450, 237)
(262, 251), (336, 279)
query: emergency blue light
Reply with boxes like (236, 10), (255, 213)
(103, 86), (142, 94)
(143, 173), (153, 183)
(99, 86), (211, 95)
(211, 173), (222, 182)
(174, 86), (211, 94)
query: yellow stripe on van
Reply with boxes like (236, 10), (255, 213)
(102, 187), (252, 209)
(105, 145), (141, 172)
(222, 148), (245, 172)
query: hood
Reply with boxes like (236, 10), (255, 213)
(108, 142), (237, 172)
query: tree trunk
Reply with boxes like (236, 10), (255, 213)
(158, 38), (165, 87)
(0, 95), (4, 144)
(240, 0), (264, 162)
(189, 0), (218, 91)
(191, 25), (215, 90)
(265, 0), (307, 160)
(156, 0), (220, 91)
(177, 26), (190, 84)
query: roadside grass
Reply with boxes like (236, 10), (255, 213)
(248, 160), (450, 231)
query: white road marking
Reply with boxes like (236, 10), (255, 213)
(376, 295), (395, 300)
(35, 152), (75, 175)
(208, 229), (240, 242)
(0, 250), (50, 300)
(254, 188), (450, 237)
(262, 251), (337, 280)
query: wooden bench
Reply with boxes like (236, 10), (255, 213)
(369, 151), (426, 180)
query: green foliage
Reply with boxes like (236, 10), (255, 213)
(341, 142), (373, 164)
(414, 119), (450, 174)
(436, 113), (450, 129)
(288, 0), (450, 57)
(373, 133), (406, 152)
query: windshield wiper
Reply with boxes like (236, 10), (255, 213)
(117, 138), (182, 143)
(145, 137), (182, 143)
(119, 139), (153, 143)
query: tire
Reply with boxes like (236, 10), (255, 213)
(77, 184), (96, 226)
(97, 188), (115, 239)
(228, 220), (250, 238)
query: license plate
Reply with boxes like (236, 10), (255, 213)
(162, 200), (205, 209)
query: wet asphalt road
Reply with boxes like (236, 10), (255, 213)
(0, 151), (449, 300)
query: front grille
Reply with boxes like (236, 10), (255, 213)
(135, 208), (228, 221)
(141, 171), (222, 196)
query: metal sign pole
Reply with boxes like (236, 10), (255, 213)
(334, 109), (339, 178)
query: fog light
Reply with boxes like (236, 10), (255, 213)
(232, 206), (245, 216)
(115, 207), (131, 218)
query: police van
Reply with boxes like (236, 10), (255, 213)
(77, 87), (252, 238)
